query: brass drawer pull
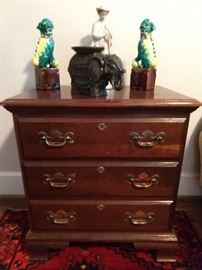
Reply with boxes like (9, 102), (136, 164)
(127, 173), (159, 189)
(39, 129), (74, 147)
(125, 211), (155, 225)
(97, 122), (107, 131)
(47, 209), (77, 225)
(129, 130), (166, 147)
(43, 172), (76, 188)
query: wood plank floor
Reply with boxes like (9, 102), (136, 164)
(0, 196), (202, 242)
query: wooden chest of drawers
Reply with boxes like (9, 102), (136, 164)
(2, 86), (200, 261)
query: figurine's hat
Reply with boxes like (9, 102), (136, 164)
(96, 5), (110, 13)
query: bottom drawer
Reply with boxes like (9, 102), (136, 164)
(29, 200), (173, 232)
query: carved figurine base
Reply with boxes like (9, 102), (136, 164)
(35, 68), (60, 90)
(130, 68), (156, 91)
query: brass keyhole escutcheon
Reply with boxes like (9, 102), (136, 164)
(97, 122), (107, 131)
(97, 166), (105, 174)
(97, 203), (105, 211)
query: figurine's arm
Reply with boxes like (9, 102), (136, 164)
(92, 22), (112, 40)
(105, 26), (112, 39)
(92, 23), (105, 40)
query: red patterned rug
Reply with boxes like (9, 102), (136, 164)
(0, 210), (202, 270)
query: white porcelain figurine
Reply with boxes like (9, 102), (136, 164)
(91, 5), (112, 54)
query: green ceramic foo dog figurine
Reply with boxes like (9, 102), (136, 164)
(131, 18), (157, 90)
(32, 18), (60, 90)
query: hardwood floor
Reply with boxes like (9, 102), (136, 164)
(0, 195), (202, 243)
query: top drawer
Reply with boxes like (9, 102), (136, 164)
(17, 117), (187, 159)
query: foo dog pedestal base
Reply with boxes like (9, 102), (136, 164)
(130, 68), (156, 90)
(35, 68), (60, 90)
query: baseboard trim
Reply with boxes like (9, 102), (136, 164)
(0, 194), (25, 199)
(177, 195), (202, 201)
(0, 171), (24, 194)
(178, 173), (202, 196)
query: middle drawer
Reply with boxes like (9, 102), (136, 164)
(23, 161), (179, 198)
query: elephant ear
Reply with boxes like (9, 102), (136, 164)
(104, 54), (125, 90)
(88, 53), (105, 83)
(104, 54), (125, 73)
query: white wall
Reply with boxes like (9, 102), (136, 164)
(0, 0), (202, 195)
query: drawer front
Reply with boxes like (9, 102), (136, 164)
(23, 161), (179, 198)
(29, 200), (173, 232)
(18, 117), (186, 159)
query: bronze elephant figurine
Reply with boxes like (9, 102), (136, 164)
(68, 49), (125, 96)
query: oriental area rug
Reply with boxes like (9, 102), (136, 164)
(0, 210), (202, 270)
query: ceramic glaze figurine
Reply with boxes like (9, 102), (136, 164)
(132, 18), (157, 69)
(91, 5), (112, 54)
(32, 18), (59, 68)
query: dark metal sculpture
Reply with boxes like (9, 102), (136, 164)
(68, 47), (125, 96)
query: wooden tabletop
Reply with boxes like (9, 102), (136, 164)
(1, 86), (201, 111)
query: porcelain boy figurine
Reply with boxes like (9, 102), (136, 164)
(132, 18), (157, 69)
(91, 5), (112, 54)
(32, 18), (59, 68)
